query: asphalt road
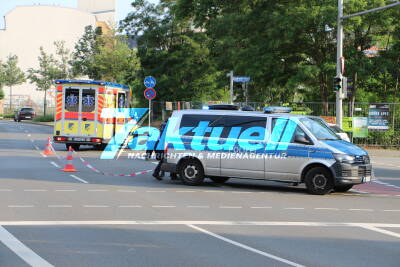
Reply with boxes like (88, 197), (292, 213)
(0, 120), (399, 267)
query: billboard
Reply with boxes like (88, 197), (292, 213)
(368, 104), (390, 131)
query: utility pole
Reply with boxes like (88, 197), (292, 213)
(227, 71), (234, 104)
(336, 0), (344, 128)
(335, 0), (400, 128)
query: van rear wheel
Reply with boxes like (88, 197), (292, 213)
(210, 177), (230, 183)
(304, 167), (333, 195)
(179, 159), (204, 186)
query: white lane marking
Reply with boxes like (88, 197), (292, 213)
(219, 206), (242, 209)
(118, 205), (142, 208)
(0, 226), (54, 267)
(151, 162), (158, 165)
(203, 190), (224, 193)
(359, 225), (400, 239)
(30, 139), (34, 143)
(348, 209), (373, 212)
(48, 205), (72, 208)
(23, 189), (47, 192)
(41, 154), (47, 158)
(176, 190), (196, 193)
(83, 205), (109, 208)
(146, 190), (166, 193)
(70, 175), (88, 184)
(250, 207), (272, 209)
(187, 206), (210, 208)
(8, 205), (34, 208)
(284, 208), (305, 210)
(0, 221), (399, 227)
(55, 189), (77, 192)
(34, 145), (40, 150)
(0, 189), (12, 192)
(187, 224), (305, 267)
(383, 210), (400, 212)
(117, 190), (136, 193)
(231, 191), (252, 194)
(88, 189), (108, 192)
(50, 161), (60, 168)
(27, 134), (31, 137)
(152, 205), (176, 208)
(314, 208), (340, 211)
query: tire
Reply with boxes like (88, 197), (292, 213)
(304, 167), (334, 195)
(210, 177), (230, 183)
(334, 185), (353, 192)
(179, 159), (204, 186)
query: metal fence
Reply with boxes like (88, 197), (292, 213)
(148, 101), (400, 148)
(3, 99), (399, 147)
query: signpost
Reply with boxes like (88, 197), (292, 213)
(143, 77), (157, 129)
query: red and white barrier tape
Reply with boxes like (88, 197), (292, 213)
(48, 140), (153, 177)
(72, 150), (153, 177)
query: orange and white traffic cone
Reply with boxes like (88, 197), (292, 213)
(42, 137), (54, 156)
(62, 146), (78, 172)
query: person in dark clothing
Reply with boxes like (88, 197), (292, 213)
(152, 120), (168, 180)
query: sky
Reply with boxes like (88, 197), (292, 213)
(0, 0), (158, 29)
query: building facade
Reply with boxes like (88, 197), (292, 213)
(0, 0), (115, 111)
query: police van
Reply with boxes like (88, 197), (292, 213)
(160, 110), (372, 195)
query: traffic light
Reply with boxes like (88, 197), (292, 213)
(333, 76), (342, 91)
(342, 76), (348, 96)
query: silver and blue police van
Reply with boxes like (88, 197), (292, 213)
(160, 109), (372, 195)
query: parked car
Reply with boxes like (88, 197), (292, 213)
(14, 107), (36, 122)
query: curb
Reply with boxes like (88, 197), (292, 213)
(20, 121), (53, 127)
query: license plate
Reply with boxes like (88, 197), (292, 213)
(25, 116), (31, 118)
(73, 138), (85, 142)
(362, 176), (371, 182)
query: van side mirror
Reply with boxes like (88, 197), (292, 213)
(294, 135), (311, 145)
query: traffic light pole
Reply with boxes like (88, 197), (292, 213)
(336, 0), (344, 128)
(335, 0), (400, 128)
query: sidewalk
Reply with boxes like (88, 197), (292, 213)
(365, 149), (400, 158)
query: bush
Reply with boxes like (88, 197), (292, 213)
(1, 113), (15, 119)
(33, 115), (54, 122)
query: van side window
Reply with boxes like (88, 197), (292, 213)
(271, 118), (309, 143)
(220, 116), (267, 138)
(180, 115), (221, 137)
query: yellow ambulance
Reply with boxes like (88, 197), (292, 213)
(53, 80), (131, 150)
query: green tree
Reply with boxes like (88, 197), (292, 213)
(28, 47), (61, 116)
(70, 25), (103, 79)
(3, 55), (25, 111)
(121, 0), (222, 102)
(0, 61), (5, 100)
(92, 33), (141, 84)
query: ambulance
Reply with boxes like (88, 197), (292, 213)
(53, 80), (131, 150)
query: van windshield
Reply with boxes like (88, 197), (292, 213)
(300, 118), (340, 141)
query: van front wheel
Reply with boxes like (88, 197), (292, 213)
(179, 159), (204, 186)
(304, 167), (333, 195)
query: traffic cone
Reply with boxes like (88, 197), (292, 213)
(42, 137), (54, 156)
(62, 146), (78, 172)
